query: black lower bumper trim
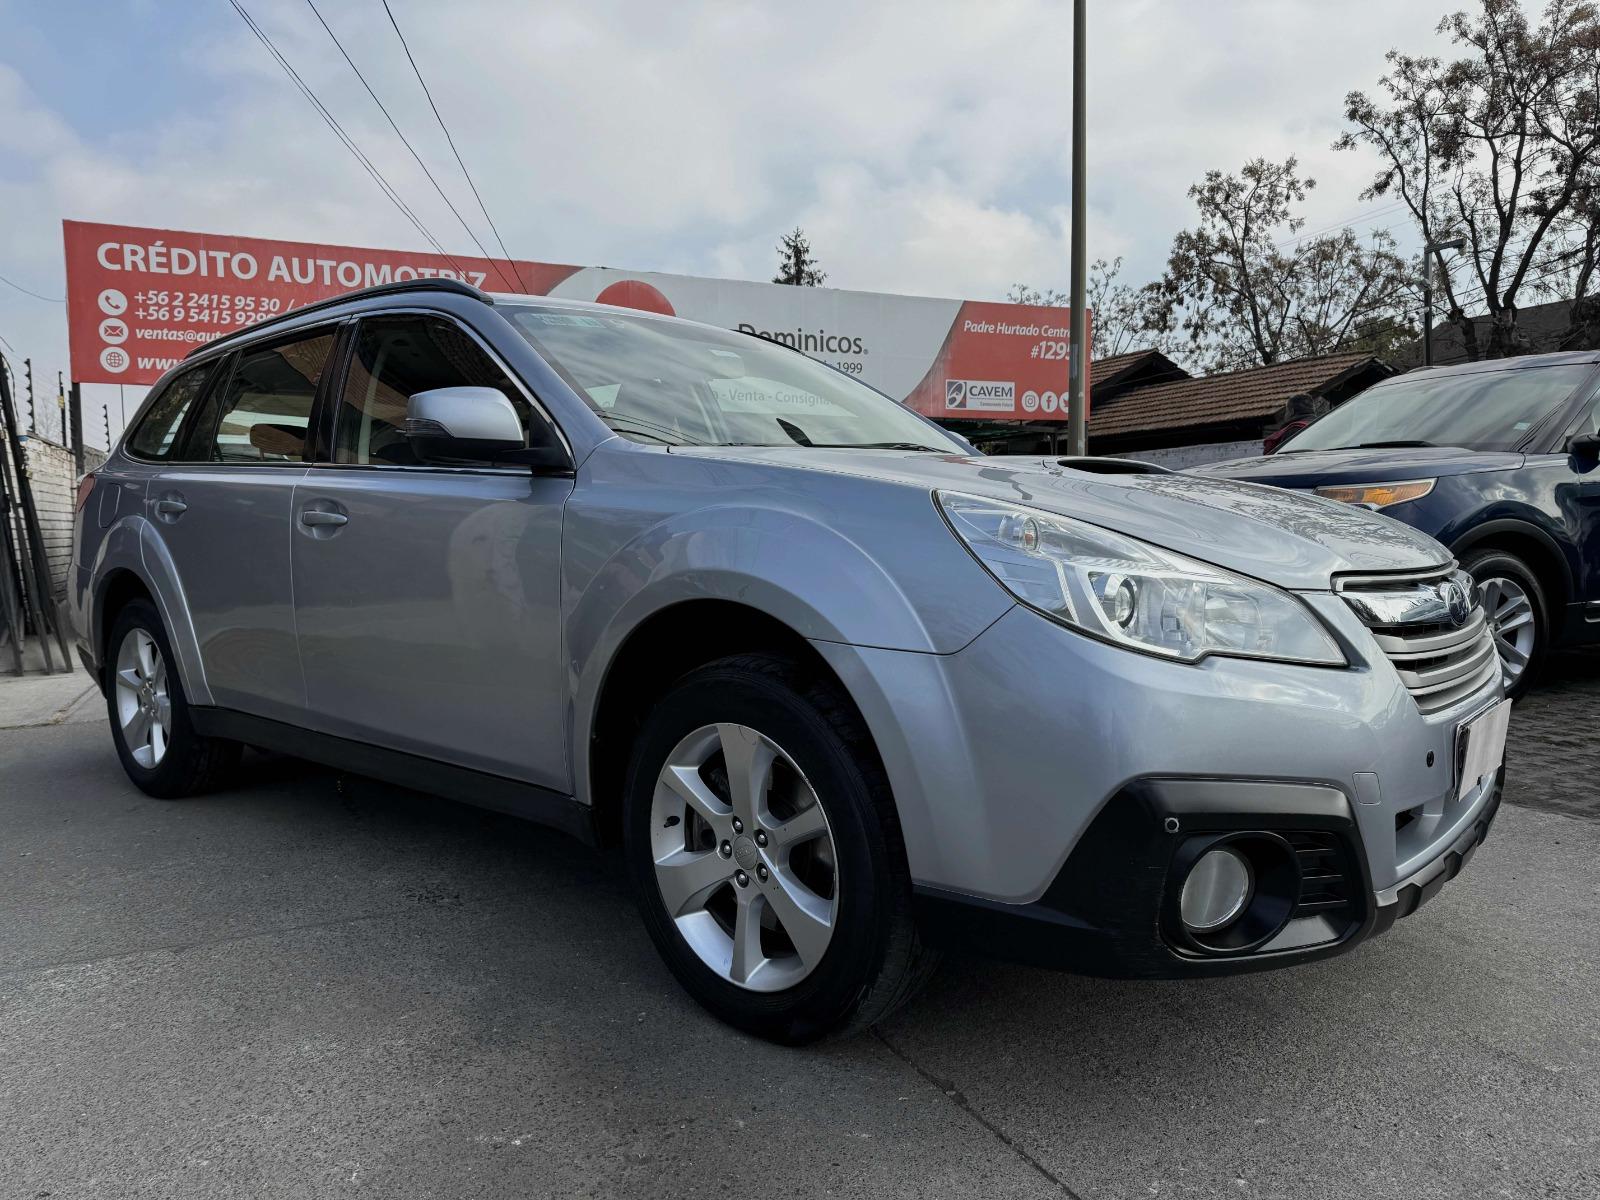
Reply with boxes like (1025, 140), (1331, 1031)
(1381, 784), (1501, 923)
(914, 773), (1503, 980)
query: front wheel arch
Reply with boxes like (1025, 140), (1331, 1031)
(1457, 545), (1548, 696)
(584, 599), (882, 849)
(1450, 520), (1571, 615)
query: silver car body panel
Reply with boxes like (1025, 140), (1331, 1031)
(149, 463), (309, 722)
(290, 465), (573, 789)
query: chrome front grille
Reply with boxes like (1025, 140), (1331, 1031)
(1338, 566), (1500, 715)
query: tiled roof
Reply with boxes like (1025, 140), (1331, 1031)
(1092, 350), (1157, 381)
(1089, 351), (1384, 438)
(1090, 348), (1185, 394)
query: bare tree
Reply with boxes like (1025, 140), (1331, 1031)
(1144, 157), (1414, 371)
(1337, 0), (1600, 358)
(1007, 258), (1152, 359)
(773, 228), (826, 286)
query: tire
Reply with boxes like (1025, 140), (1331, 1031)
(105, 598), (241, 798)
(1460, 547), (1547, 699)
(622, 653), (937, 1043)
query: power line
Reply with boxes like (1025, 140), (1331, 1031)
(1274, 199), (1412, 252)
(301, 0), (519, 293)
(225, 0), (466, 275)
(1426, 244), (1592, 318)
(381, 0), (523, 292)
(0, 271), (62, 303)
(228, 0), (452, 263)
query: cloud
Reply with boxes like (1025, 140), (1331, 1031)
(0, 0), (1463, 445)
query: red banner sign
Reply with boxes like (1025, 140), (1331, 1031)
(63, 220), (579, 387)
(63, 220), (1086, 422)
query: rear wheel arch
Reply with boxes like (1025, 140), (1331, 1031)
(104, 596), (240, 797)
(95, 569), (156, 676)
(584, 599), (886, 849)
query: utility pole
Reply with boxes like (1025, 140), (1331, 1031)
(56, 372), (66, 449)
(103, 404), (111, 449)
(1066, 0), (1089, 457)
(23, 358), (33, 432)
(1422, 236), (1465, 367)
(69, 383), (84, 474)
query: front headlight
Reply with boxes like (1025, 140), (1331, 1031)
(936, 491), (1345, 666)
(1314, 479), (1435, 509)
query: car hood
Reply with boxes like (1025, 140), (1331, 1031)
(678, 447), (1450, 589)
(1193, 445), (1523, 487)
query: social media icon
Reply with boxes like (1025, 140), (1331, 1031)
(99, 317), (128, 344)
(1021, 390), (1040, 413)
(99, 346), (129, 374)
(98, 288), (128, 316)
(1040, 391), (1059, 414)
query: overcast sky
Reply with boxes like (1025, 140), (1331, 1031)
(1, 0), (1476, 445)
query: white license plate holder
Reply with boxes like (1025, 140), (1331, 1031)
(1456, 698), (1512, 801)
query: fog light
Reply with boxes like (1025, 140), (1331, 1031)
(1181, 847), (1253, 931)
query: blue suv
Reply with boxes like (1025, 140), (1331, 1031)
(1198, 351), (1600, 696)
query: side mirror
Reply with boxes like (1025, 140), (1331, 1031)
(405, 386), (572, 474)
(1569, 431), (1600, 462)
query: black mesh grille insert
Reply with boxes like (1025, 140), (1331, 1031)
(1285, 831), (1359, 920)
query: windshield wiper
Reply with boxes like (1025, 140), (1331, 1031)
(831, 441), (946, 452)
(602, 413), (692, 446)
(1350, 440), (1440, 449)
(772, 418), (942, 452)
(776, 418), (814, 447)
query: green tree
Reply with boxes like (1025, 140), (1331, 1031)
(773, 228), (826, 286)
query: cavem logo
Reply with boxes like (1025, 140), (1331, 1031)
(945, 379), (1014, 412)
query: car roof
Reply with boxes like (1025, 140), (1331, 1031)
(1396, 349), (1600, 380)
(181, 280), (738, 375)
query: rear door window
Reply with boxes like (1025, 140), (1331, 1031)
(196, 331), (337, 462)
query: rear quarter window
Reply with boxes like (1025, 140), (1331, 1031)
(125, 363), (216, 460)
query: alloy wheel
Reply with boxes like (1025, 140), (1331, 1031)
(650, 722), (838, 993)
(114, 628), (171, 768)
(1478, 574), (1536, 688)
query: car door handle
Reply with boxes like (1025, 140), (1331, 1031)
(153, 499), (187, 517)
(299, 510), (348, 528)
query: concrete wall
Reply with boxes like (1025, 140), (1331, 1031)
(9, 437), (107, 597)
(1116, 439), (1261, 470)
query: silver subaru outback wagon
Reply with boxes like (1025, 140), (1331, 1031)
(70, 279), (1509, 1042)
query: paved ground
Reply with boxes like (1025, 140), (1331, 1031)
(2, 663), (1599, 1199)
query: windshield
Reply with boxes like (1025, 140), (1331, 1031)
(1285, 363), (1594, 453)
(502, 305), (964, 451)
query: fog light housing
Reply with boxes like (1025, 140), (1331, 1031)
(1180, 847), (1253, 931)
(1166, 832), (1301, 956)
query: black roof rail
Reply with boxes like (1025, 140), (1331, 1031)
(184, 277), (493, 359)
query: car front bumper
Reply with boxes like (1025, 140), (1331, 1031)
(811, 594), (1506, 978)
(911, 769), (1502, 978)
